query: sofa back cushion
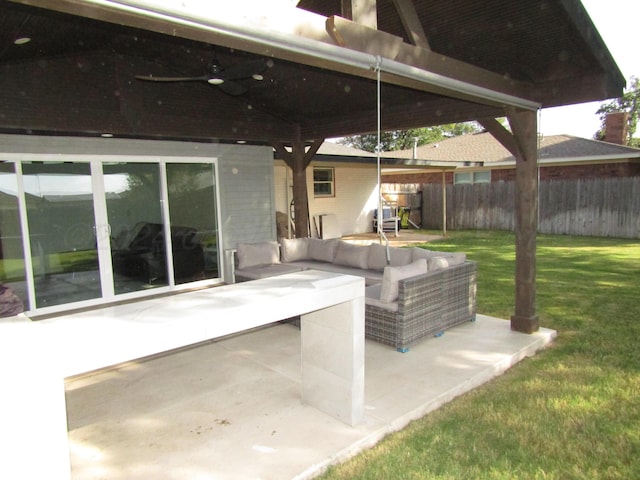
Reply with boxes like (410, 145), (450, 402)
(308, 238), (338, 263)
(367, 243), (389, 271)
(280, 237), (309, 262)
(237, 241), (280, 269)
(412, 248), (466, 271)
(334, 241), (370, 269)
(379, 258), (428, 303)
(389, 247), (413, 267)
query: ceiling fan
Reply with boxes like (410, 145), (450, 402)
(136, 57), (273, 95)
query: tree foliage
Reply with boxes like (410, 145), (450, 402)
(594, 76), (639, 147)
(338, 122), (481, 152)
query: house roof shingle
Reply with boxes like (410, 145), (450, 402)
(386, 133), (640, 164)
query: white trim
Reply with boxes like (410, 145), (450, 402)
(488, 153), (640, 167)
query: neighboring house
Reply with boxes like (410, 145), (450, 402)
(273, 141), (450, 238)
(383, 132), (640, 185)
(274, 142), (380, 238)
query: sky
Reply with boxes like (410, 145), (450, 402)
(539, 0), (639, 139)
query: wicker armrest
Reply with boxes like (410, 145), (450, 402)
(365, 261), (477, 352)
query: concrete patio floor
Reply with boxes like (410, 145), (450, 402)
(341, 229), (444, 247)
(66, 315), (556, 480)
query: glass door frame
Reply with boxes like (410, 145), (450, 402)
(7, 154), (223, 317)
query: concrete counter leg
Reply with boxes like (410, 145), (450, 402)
(300, 297), (365, 426)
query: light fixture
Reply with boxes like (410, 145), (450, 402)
(14, 37), (31, 45)
(207, 78), (224, 85)
(251, 73), (264, 81)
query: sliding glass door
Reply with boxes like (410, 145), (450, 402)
(166, 162), (219, 284)
(22, 162), (102, 308)
(3, 157), (221, 315)
(0, 162), (28, 313)
(104, 162), (167, 295)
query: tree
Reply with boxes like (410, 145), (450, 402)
(594, 76), (639, 147)
(339, 122), (481, 152)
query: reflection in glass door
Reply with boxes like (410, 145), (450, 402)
(0, 162), (28, 313)
(9, 158), (221, 314)
(22, 163), (101, 308)
(166, 163), (219, 284)
(103, 163), (167, 295)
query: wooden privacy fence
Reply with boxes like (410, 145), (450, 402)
(421, 177), (640, 238)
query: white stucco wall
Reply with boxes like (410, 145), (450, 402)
(274, 160), (379, 238)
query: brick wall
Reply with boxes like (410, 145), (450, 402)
(383, 162), (640, 184)
(604, 112), (629, 145)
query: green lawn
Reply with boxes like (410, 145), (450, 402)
(320, 230), (640, 480)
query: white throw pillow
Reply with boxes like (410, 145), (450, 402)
(280, 237), (309, 262)
(428, 256), (450, 271)
(379, 258), (428, 303)
(237, 241), (280, 269)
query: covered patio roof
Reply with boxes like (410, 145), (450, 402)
(0, 0), (625, 333)
(0, 0), (624, 142)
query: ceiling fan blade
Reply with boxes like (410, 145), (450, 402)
(221, 59), (270, 81)
(135, 75), (209, 82)
(218, 80), (248, 96)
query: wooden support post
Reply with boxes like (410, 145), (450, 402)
(508, 109), (539, 333)
(480, 112), (539, 333)
(273, 140), (323, 238)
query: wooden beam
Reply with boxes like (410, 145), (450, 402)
(390, 0), (430, 50)
(326, 16), (533, 105)
(507, 109), (539, 334)
(301, 99), (505, 139)
(477, 117), (523, 160)
(351, 0), (378, 29)
(326, 15), (403, 58)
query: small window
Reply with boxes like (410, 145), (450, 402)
(454, 172), (472, 184)
(313, 167), (334, 197)
(454, 171), (490, 184)
(473, 171), (491, 183)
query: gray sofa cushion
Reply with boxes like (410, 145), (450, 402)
(334, 241), (369, 269)
(280, 237), (309, 262)
(308, 238), (338, 263)
(365, 284), (398, 312)
(237, 241), (280, 269)
(389, 247), (413, 267)
(380, 258), (428, 303)
(367, 243), (389, 271)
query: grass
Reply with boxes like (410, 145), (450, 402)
(320, 230), (640, 480)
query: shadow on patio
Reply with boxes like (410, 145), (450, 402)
(66, 315), (555, 480)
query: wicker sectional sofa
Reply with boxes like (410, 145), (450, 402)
(233, 238), (477, 352)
